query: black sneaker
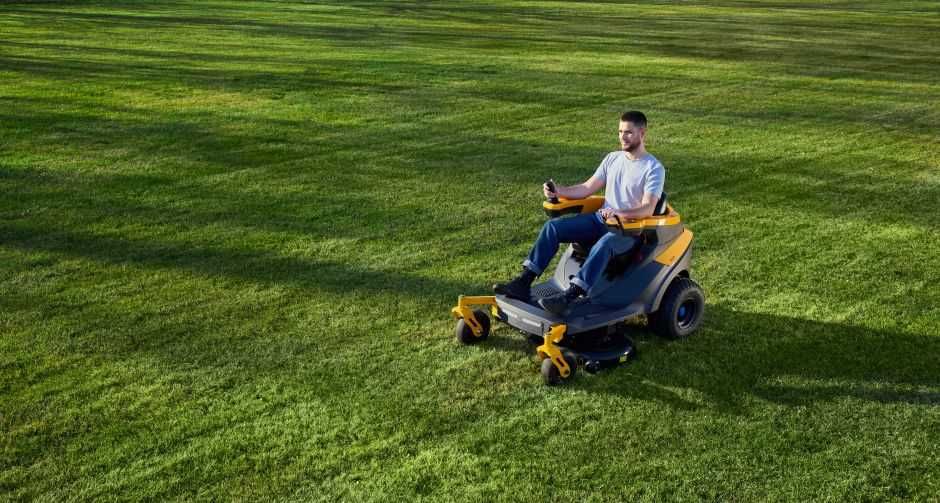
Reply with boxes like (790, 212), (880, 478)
(538, 287), (586, 316)
(493, 275), (531, 301)
(538, 291), (570, 315)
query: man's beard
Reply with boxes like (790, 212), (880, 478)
(623, 142), (639, 152)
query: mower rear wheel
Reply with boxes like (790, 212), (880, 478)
(455, 309), (491, 344)
(650, 278), (704, 339)
(541, 350), (578, 386)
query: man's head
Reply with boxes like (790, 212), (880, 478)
(619, 110), (648, 153)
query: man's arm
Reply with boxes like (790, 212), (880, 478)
(602, 193), (660, 220)
(545, 176), (604, 200)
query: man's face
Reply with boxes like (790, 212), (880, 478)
(619, 121), (645, 152)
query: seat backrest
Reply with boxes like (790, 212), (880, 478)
(652, 192), (668, 216)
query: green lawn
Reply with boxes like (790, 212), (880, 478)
(2, 0), (939, 500)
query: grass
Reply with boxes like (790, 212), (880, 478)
(2, 0), (939, 500)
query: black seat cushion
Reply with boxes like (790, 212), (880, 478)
(604, 237), (647, 280)
(571, 242), (591, 263)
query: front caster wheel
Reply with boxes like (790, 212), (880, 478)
(541, 350), (578, 386)
(455, 309), (491, 344)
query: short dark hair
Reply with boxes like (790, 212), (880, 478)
(620, 110), (648, 128)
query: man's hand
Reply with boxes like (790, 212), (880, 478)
(600, 207), (618, 220)
(542, 175), (604, 201)
(543, 182), (558, 200)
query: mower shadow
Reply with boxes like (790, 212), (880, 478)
(480, 328), (539, 355)
(472, 302), (939, 413)
(475, 318), (704, 412)
(573, 305), (940, 413)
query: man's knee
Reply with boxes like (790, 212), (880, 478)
(591, 233), (635, 259)
(593, 232), (618, 251)
(539, 218), (562, 238)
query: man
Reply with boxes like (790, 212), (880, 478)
(493, 110), (665, 315)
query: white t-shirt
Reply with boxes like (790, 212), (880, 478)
(592, 151), (665, 211)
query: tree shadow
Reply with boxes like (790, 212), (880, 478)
(5, 1), (940, 88)
(4, 91), (937, 241)
(2, 220), (471, 299)
(663, 147), (940, 230)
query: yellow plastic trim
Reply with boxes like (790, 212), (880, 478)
(654, 229), (693, 265)
(450, 295), (497, 337)
(605, 206), (682, 231)
(542, 196), (605, 215)
(535, 324), (571, 377)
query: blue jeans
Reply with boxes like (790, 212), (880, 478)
(523, 212), (637, 295)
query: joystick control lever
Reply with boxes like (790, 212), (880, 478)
(545, 179), (559, 204)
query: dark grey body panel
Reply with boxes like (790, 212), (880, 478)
(495, 224), (692, 336)
(496, 293), (647, 336)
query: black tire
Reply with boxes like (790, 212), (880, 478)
(455, 309), (491, 344)
(541, 350), (578, 386)
(650, 278), (704, 339)
(584, 360), (602, 374)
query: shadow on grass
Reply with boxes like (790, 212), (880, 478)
(567, 305), (940, 412)
(474, 302), (940, 412)
(5, 0), (938, 86)
(1, 221), (470, 298)
(455, 300), (940, 413)
(4, 93), (938, 238)
(666, 148), (940, 230)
